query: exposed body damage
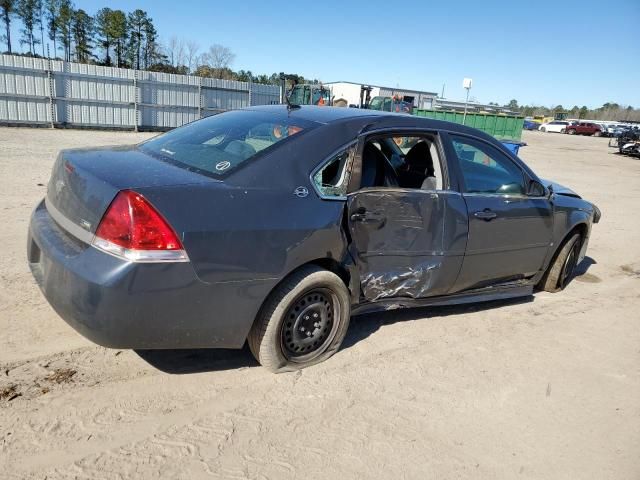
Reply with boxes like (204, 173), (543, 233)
(28, 105), (600, 370)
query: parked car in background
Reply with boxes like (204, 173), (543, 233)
(565, 122), (602, 136)
(604, 124), (629, 137)
(539, 121), (570, 133)
(27, 106), (601, 372)
(523, 120), (540, 130)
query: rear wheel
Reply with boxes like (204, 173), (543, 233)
(248, 266), (351, 372)
(594, 131), (602, 137)
(538, 232), (582, 293)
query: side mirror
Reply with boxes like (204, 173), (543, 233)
(527, 180), (546, 197)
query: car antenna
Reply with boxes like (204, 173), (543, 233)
(283, 76), (301, 111)
(285, 94), (300, 111)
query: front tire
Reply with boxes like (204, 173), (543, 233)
(567, 129), (576, 135)
(248, 266), (351, 372)
(540, 127), (546, 132)
(538, 233), (582, 293)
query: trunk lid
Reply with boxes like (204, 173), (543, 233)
(46, 145), (213, 235)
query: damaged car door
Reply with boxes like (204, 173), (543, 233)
(446, 133), (554, 291)
(346, 133), (468, 302)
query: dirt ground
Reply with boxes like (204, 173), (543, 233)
(0, 127), (638, 479)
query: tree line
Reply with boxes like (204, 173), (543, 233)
(503, 99), (640, 122)
(0, 0), (316, 85)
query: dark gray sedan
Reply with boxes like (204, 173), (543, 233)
(28, 106), (600, 372)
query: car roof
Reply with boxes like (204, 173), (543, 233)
(246, 104), (394, 123)
(244, 105), (496, 140)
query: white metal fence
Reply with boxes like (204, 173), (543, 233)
(0, 54), (282, 130)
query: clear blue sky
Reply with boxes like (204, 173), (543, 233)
(8, 0), (640, 108)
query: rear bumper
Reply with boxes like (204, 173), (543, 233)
(28, 200), (274, 349)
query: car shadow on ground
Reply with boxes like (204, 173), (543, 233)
(136, 296), (536, 374)
(574, 256), (597, 277)
(135, 256), (597, 375)
(135, 344), (259, 374)
(342, 295), (535, 350)
(344, 255), (598, 349)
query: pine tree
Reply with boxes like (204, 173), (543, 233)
(110, 9), (126, 67)
(17, 0), (40, 55)
(72, 8), (91, 62)
(126, 9), (147, 70)
(94, 7), (112, 64)
(1, 0), (17, 54)
(44, 0), (59, 57)
(142, 16), (163, 69)
(56, 0), (72, 61)
(36, 0), (44, 56)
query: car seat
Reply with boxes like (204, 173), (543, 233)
(224, 140), (257, 160)
(398, 141), (436, 189)
(360, 143), (399, 188)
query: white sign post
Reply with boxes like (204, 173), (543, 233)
(463, 78), (473, 125)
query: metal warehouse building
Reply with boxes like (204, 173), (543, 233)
(324, 81), (438, 109)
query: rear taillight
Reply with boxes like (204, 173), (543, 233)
(92, 190), (188, 262)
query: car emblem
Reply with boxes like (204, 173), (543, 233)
(79, 219), (92, 231)
(55, 179), (65, 194)
(215, 161), (231, 171)
(294, 186), (309, 198)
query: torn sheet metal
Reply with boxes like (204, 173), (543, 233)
(360, 260), (443, 301)
(347, 189), (467, 301)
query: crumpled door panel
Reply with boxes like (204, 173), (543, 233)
(347, 190), (467, 302)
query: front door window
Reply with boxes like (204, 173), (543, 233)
(451, 136), (526, 195)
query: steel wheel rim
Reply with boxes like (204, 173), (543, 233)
(560, 241), (580, 288)
(280, 288), (340, 363)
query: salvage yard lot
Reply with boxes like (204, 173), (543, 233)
(0, 127), (639, 479)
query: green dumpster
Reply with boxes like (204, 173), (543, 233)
(413, 108), (524, 141)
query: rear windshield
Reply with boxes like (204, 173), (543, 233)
(139, 110), (318, 177)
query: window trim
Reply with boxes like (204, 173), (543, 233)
(348, 127), (451, 194)
(309, 140), (357, 201)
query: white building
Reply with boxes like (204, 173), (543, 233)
(324, 81), (437, 109)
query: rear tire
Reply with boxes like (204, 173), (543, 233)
(248, 266), (351, 373)
(538, 233), (582, 293)
(594, 131), (602, 137)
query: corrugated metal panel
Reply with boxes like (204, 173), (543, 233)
(250, 82), (280, 106)
(0, 97), (50, 123)
(0, 54), (49, 70)
(60, 62), (135, 127)
(0, 54), (281, 129)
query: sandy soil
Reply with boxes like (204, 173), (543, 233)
(0, 127), (638, 479)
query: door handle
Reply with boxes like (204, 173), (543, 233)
(473, 209), (497, 220)
(350, 211), (386, 225)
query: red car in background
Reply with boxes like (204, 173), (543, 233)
(565, 122), (603, 136)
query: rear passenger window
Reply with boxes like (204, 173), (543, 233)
(450, 135), (525, 195)
(359, 134), (444, 190)
(313, 147), (352, 198)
